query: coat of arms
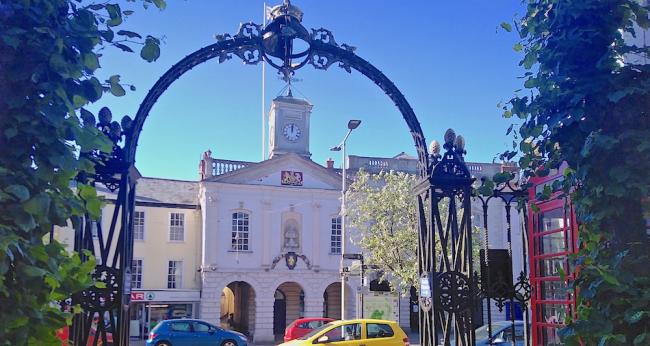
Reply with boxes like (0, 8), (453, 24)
(281, 171), (303, 186)
(285, 252), (298, 270)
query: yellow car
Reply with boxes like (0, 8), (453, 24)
(278, 319), (410, 346)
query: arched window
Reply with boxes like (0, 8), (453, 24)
(231, 212), (250, 251)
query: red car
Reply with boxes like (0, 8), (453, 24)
(284, 317), (335, 342)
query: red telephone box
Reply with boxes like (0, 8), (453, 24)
(527, 167), (578, 346)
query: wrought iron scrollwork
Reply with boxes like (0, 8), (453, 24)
(514, 271), (532, 303)
(311, 28), (337, 45)
(80, 265), (121, 312)
(235, 22), (263, 39)
(437, 271), (473, 314)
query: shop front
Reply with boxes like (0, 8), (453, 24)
(129, 290), (200, 339)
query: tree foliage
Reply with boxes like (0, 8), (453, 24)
(346, 170), (483, 294)
(0, 0), (164, 344)
(502, 1), (650, 344)
(346, 171), (421, 293)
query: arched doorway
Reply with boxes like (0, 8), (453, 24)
(323, 282), (354, 320)
(274, 282), (304, 338)
(220, 281), (256, 336)
(273, 289), (286, 336)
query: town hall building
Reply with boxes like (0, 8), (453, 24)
(196, 93), (352, 342)
(55, 92), (525, 342)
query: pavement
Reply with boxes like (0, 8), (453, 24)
(130, 331), (421, 346)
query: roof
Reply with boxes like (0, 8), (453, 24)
(205, 152), (342, 190)
(273, 94), (312, 106)
(97, 177), (199, 206)
(135, 177), (199, 205)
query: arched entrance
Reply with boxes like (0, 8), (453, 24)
(71, 1), (430, 344)
(273, 289), (286, 336)
(322, 282), (353, 319)
(220, 281), (256, 336)
(274, 282), (304, 338)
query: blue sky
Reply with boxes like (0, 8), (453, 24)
(90, 1), (526, 181)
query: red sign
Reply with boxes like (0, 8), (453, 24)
(131, 292), (145, 301)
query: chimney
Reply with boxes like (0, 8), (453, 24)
(326, 158), (334, 169)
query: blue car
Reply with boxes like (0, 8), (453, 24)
(475, 320), (526, 346)
(146, 319), (248, 346)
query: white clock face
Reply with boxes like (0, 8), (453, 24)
(282, 123), (301, 142)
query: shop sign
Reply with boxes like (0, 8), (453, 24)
(130, 292), (155, 301)
(130, 290), (200, 302)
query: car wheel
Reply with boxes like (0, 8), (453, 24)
(156, 342), (171, 346)
(221, 339), (237, 346)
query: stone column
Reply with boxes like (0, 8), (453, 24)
(253, 289), (275, 343)
(202, 188), (219, 267)
(261, 198), (272, 267)
(304, 292), (325, 318)
(311, 201), (321, 269)
(200, 273), (221, 325)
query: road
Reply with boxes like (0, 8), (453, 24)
(130, 331), (421, 346)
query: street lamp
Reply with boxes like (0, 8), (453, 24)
(343, 253), (365, 318)
(331, 119), (362, 320)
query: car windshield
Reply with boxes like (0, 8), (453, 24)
(475, 322), (520, 341)
(297, 322), (335, 340)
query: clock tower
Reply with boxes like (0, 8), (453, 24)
(268, 91), (313, 159)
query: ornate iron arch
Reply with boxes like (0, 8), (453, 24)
(72, 1), (447, 345)
(123, 20), (430, 174)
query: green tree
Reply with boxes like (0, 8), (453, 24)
(0, 0), (164, 344)
(502, 1), (650, 344)
(346, 170), (482, 294)
(346, 171), (420, 293)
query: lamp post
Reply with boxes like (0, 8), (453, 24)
(331, 119), (361, 320)
(343, 253), (365, 318)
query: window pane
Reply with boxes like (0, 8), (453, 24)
(539, 208), (565, 232)
(193, 322), (211, 332)
(169, 213), (184, 241)
(537, 303), (567, 324)
(330, 217), (342, 254)
(537, 231), (567, 254)
(231, 212), (250, 251)
(367, 323), (394, 339)
(167, 261), (182, 289)
(323, 323), (361, 342)
(131, 259), (143, 289)
(538, 256), (566, 277)
(134, 211), (145, 240)
(170, 322), (191, 332)
(540, 280), (569, 301)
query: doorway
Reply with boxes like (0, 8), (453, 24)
(273, 289), (286, 336)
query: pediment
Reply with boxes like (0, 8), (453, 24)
(206, 153), (342, 190)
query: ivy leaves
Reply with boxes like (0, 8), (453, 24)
(501, 1), (650, 345)
(88, 2), (163, 62)
(0, 0), (164, 344)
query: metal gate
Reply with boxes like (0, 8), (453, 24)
(66, 1), (432, 344)
(416, 129), (533, 346)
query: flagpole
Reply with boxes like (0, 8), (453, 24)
(261, 2), (267, 161)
